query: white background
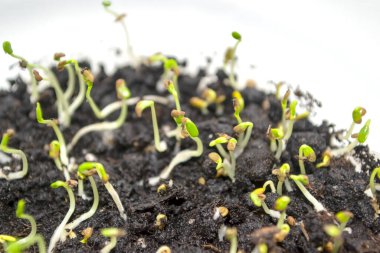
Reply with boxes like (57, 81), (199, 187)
(1, 0), (379, 152)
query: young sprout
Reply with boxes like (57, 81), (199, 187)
(49, 140), (70, 181)
(290, 175), (326, 212)
(80, 227), (93, 244)
(283, 100), (298, 141)
(190, 88), (225, 115)
(272, 163), (292, 195)
(369, 167), (380, 201)
(250, 187), (281, 219)
(269, 81), (285, 100)
(150, 54), (180, 94)
(324, 211), (353, 253)
(48, 180), (76, 253)
(53, 52), (76, 101)
(298, 144), (316, 175)
(0, 234), (16, 250)
(274, 196), (290, 228)
(225, 227), (238, 253)
(267, 126), (284, 161)
(6, 234), (46, 253)
(67, 79), (131, 152)
(102, 0), (135, 64)
(135, 100), (167, 152)
(148, 117), (203, 185)
(36, 103), (69, 167)
(209, 135), (237, 181)
(15, 200), (37, 245)
(316, 149), (332, 168)
(331, 119), (371, 157)
(224, 32), (242, 89)
(344, 107), (366, 140)
(100, 228), (126, 253)
(77, 162), (127, 220)
(280, 89), (290, 128)
(0, 129), (28, 180)
(155, 213), (168, 230)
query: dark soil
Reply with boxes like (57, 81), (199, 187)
(1, 62), (380, 253)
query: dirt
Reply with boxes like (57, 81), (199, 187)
(0, 62), (380, 253)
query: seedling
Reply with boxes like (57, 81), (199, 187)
(80, 227), (93, 244)
(149, 53), (180, 94)
(6, 234), (46, 253)
(155, 213), (168, 230)
(36, 103), (69, 167)
(67, 79), (131, 152)
(190, 88), (226, 115)
(274, 196), (290, 228)
(344, 107), (366, 140)
(290, 175), (326, 212)
(49, 140), (70, 181)
(0, 129), (28, 180)
(15, 200), (37, 245)
(369, 167), (380, 201)
(135, 100), (167, 152)
(148, 117), (203, 185)
(269, 81), (285, 100)
(323, 211), (353, 253)
(225, 227), (238, 253)
(0, 234), (16, 250)
(53, 53), (76, 101)
(77, 162), (127, 220)
(316, 149), (332, 168)
(272, 163), (292, 195)
(100, 228), (126, 253)
(250, 187), (281, 219)
(102, 0), (135, 64)
(266, 125), (284, 160)
(298, 144), (316, 175)
(48, 180), (76, 253)
(283, 100), (298, 141)
(331, 119), (371, 157)
(224, 32), (242, 89)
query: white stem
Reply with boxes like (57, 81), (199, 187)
(261, 201), (280, 219)
(64, 64), (75, 100)
(104, 182), (127, 221)
(100, 236), (117, 253)
(292, 180), (326, 212)
(344, 122), (355, 140)
(0, 148), (28, 180)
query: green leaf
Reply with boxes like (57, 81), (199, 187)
(231, 31), (241, 41)
(324, 224), (341, 237)
(271, 128), (284, 139)
(3, 41), (13, 54)
(184, 118), (199, 138)
(274, 196), (291, 211)
(209, 136), (229, 147)
(250, 192), (262, 207)
(289, 101), (297, 119)
(164, 59), (178, 71)
(352, 107), (366, 124)
(279, 163), (290, 174)
(102, 0), (111, 7)
(101, 228), (125, 237)
(299, 144), (316, 162)
(36, 102), (46, 124)
(50, 180), (66, 189)
(358, 119), (370, 143)
(335, 211), (353, 224)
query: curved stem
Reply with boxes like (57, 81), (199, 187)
(17, 214), (37, 245)
(370, 167), (380, 198)
(68, 61), (86, 115)
(277, 180), (284, 195)
(51, 124), (69, 167)
(216, 143), (229, 159)
(299, 150), (306, 175)
(228, 40), (241, 89)
(344, 122), (355, 140)
(331, 139), (358, 157)
(104, 182), (127, 221)
(0, 147), (28, 180)
(284, 179), (293, 192)
(27, 67), (39, 103)
(100, 236), (117, 253)
(48, 186), (76, 253)
(64, 64), (75, 100)
(292, 179), (326, 212)
(235, 124), (253, 158)
(149, 103), (167, 152)
(7, 234), (46, 253)
(261, 201), (280, 219)
(284, 120), (294, 141)
(65, 176), (99, 230)
(148, 137), (203, 185)
(67, 99), (127, 152)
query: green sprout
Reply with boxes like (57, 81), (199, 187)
(79, 227), (93, 244)
(36, 103), (69, 167)
(15, 200), (37, 244)
(324, 211), (353, 253)
(283, 100), (298, 141)
(49, 140), (70, 181)
(53, 53), (76, 101)
(48, 180), (76, 253)
(290, 175), (326, 212)
(149, 53), (180, 94)
(274, 196), (290, 228)
(331, 119), (371, 157)
(189, 88), (226, 115)
(135, 100), (167, 152)
(6, 234), (46, 253)
(344, 107), (366, 140)
(148, 117), (203, 185)
(67, 79), (131, 152)
(250, 186), (281, 219)
(77, 162), (127, 220)
(272, 163), (292, 195)
(0, 234), (16, 250)
(267, 125), (284, 160)
(269, 81), (285, 100)
(102, 0), (135, 64)
(100, 228), (126, 253)
(224, 31), (242, 89)
(280, 89), (290, 128)
(209, 135), (237, 181)
(225, 227), (238, 253)
(298, 144), (316, 175)
(369, 167), (380, 201)
(0, 129), (28, 180)
(316, 149), (332, 168)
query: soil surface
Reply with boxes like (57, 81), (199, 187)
(1, 61), (380, 253)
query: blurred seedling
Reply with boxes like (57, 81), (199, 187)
(149, 53), (180, 94)
(100, 228), (126, 253)
(344, 107), (366, 140)
(190, 88), (226, 115)
(266, 125), (284, 161)
(49, 140), (70, 181)
(298, 144), (316, 175)
(224, 31), (242, 89)
(225, 227), (238, 253)
(274, 196), (291, 241)
(250, 182), (280, 219)
(209, 135), (237, 181)
(324, 211), (353, 253)
(0, 129), (28, 180)
(272, 163), (292, 195)
(316, 149), (332, 168)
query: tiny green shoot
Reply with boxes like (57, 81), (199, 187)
(272, 163), (291, 195)
(324, 211), (353, 253)
(298, 144), (316, 175)
(344, 107), (366, 140)
(250, 187), (281, 219)
(369, 167), (380, 201)
(0, 129), (28, 180)
(6, 234), (46, 253)
(274, 196), (291, 229)
(100, 228), (126, 253)
(224, 31), (242, 89)
(49, 140), (70, 181)
(15, 199), (37, 245)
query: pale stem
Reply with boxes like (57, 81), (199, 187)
(68, 61), (86, 116)
(100, 236), (117, 253)
(228, 40), (241, 89)
(277, 211), (286, 228)
(17, 214), (37, 245)
(344, 122), (356, 140)
(299, 150), (306, 175)
(149, 103), (167, 152)
(64, 64), (75, 100)
(216, 143), (229, 159)
(292, 180), (326, 212)
(284, 179), (293, 192)
(148, 137), (203, 185)
(277, 180), (284, 195)
(0, 147), (28, 180)
(104, 182), (127, 221)
(229, 151), (236, 182)
(228, 235), (238, 253)
(48, 185), (76, 253)
(284, 120), (294, 141)
(275, 139), (284, 160)
(331, 139), (358, 157)
(53, 158), (70, 181)
(270, 139), (277, 152)
(235, 124), (253, 158)
(263, 180), (276, 193)
(51, 124), (69, 167)
(261, 201), (280, 219)
(65, 176), (99, 231)
(8, 234), (46, 253)
(27, 67), (39, 103)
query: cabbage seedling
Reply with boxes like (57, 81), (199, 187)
(324, 211), (353, 253)
(36, 103), (69, 167)
(298, 144), (316, 175)
(224, 32), (242, 89)
(274, 196), (290, 228)
(190, 88), (226, 115)
(48, 180), (76, 253)
(49, 140), (70, 181)
(135, 100), (167, 152)
(100, 228), (126, 253)
(283, 100), (298, 141)
(316, 149), (332, 168)
(6, 234), (46, 253)
(344, 107), (366, 140)
(14, 200), (37, 245)
(267, 126), (284, 161)
(290, 175), (326, 212)
(250, 187), (281, 219)
(225, 227), (238, 253)
(272, 163), (292, 195)
(148, 117), (203, 185)
(369, 166), (380, 201)
(0, 129), (28, 180)
(67, 79), (131, 152)
(149, 54), (180, 94)
(77, 162), (127, 220)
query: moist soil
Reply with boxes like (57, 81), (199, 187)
(0, 62), (380, 253)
